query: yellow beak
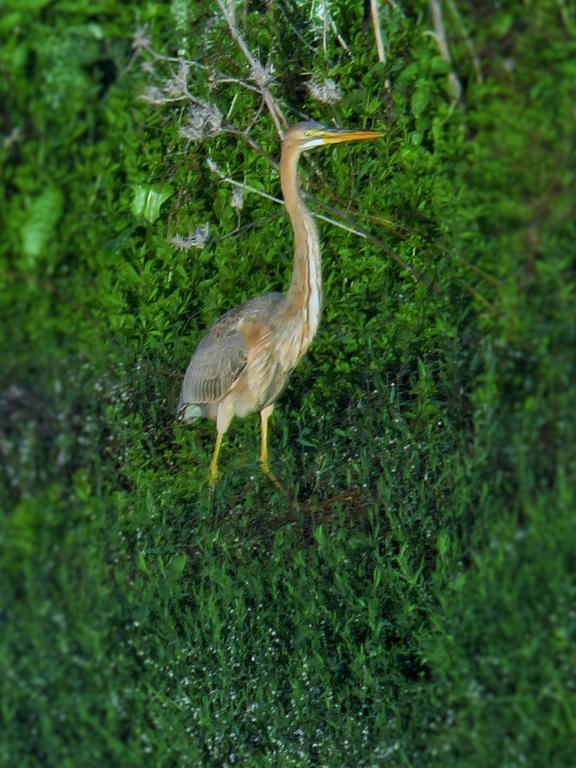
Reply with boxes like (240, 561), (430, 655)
(319, 128), (384, 144)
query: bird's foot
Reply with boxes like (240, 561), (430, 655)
(209, 465), (219, 490)
(260, 460), (288, 496)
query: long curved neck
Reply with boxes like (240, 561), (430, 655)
(281, 145), (322, 340)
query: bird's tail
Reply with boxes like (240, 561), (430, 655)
(176, 400), (204, 423)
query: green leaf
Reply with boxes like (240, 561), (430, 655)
(4, 0), (52, 9)
(169, 554), (188, 578)
(411, 83), (431, 118)
(0, 12), (22, 33)
(21, 187), (64, 260)
(492, 12), (513, 38)
(131, 185), (173, 223)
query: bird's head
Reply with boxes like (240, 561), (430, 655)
(283, 120), (383, 152)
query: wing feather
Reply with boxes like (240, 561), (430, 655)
(177, 292), (285, 413)
(182, 330), (246, 404)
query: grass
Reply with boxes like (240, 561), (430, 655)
(1, 0), (575, 765)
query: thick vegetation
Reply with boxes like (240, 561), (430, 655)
(1, 1), (575, 765)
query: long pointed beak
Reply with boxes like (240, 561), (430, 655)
(320, 128), (384, 145)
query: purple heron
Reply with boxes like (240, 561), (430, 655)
(177, 121), (382, 486)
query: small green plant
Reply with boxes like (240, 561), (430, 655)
(1, 1), (575, 765)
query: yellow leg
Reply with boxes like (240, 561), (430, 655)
(260, 406), (271, 468)
(209, 432), (224, 487)
(259, 406), (285, 493)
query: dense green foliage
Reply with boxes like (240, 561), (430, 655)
(1, 0), (575, 765)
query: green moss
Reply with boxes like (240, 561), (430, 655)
(1, 1), (575, 765)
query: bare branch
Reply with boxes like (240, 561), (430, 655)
(445, 0), (483, 85)
(207, 160), (424, 283)
(370, 0), (392, 90)
(221, 126), (278, 168)
(145, 47), (263, 98)
(214, 0), (286, 136)
(207, 159), (284, 206)
(370, 0), (386, 63)
(555, 0), (572, 31)
(428, 0), (463, 104)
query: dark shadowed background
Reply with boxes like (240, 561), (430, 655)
(1, 1), (575, 764)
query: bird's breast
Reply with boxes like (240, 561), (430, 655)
(274, 311), (317, 372)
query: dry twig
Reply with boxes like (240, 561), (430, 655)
(445, 0), (483, 85)
(369, 0), (392, 90)
(428, 0), (462, 104)
(215, 0), (286, 136)
(207, 160), (423, 283)
(370, 0), (386, 64)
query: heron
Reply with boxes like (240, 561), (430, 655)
(177, 121), (382, 486)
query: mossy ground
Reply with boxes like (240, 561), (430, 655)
(1, 1), (575, 765)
